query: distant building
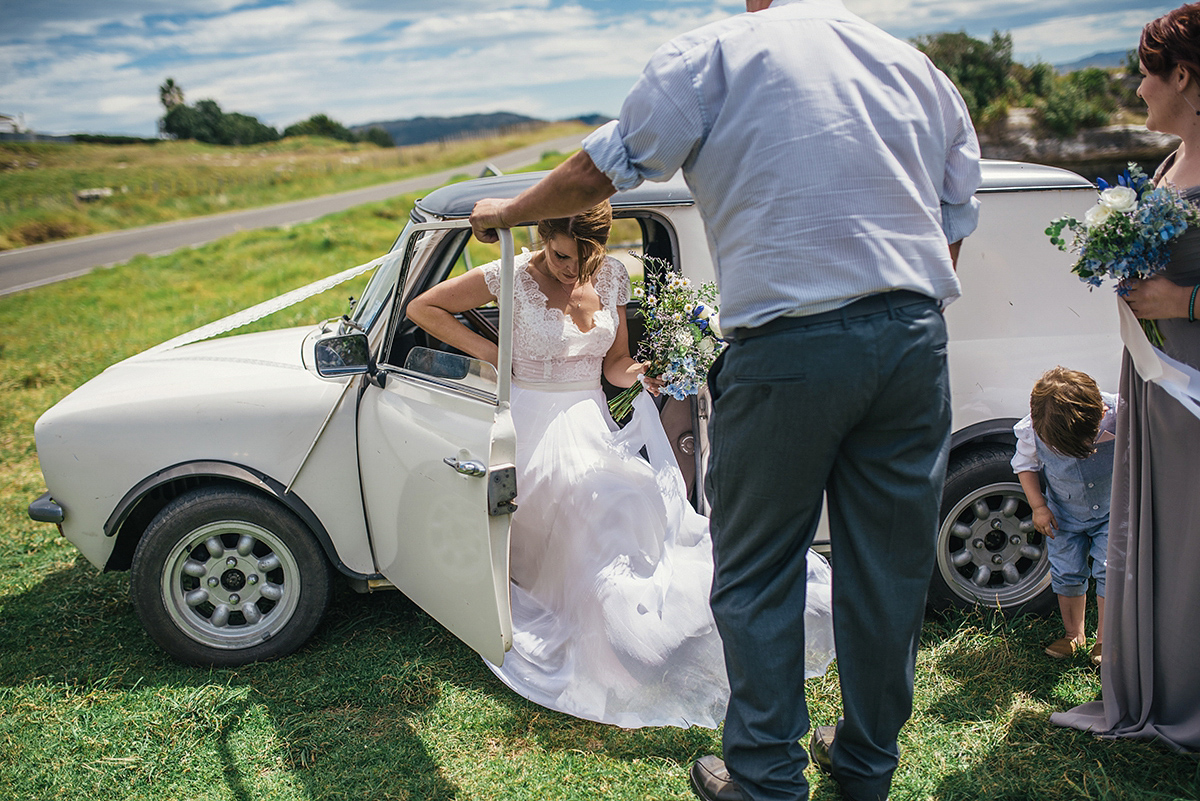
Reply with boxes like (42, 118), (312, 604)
(0, 113), (19, 134)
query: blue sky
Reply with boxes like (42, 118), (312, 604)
(0, 0), (1172, 137)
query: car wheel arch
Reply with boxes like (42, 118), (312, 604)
(102, 461), (362, 580)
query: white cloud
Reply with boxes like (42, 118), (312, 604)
(0, 0), (1170, 136)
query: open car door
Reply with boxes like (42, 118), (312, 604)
(357, 223), (516, 665)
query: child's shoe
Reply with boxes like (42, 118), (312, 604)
(1045, 637), (1082, 658)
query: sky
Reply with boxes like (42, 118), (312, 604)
(0, 0), (1173, 138)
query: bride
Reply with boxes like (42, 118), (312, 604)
(407, 201), (835, 728)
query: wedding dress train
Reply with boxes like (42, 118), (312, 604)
(479, 253), (835, 728)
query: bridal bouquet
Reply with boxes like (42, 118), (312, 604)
(1045, 162), (1200, 347)
(608, 255), (724, 422)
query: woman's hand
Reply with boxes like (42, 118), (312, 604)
(640, 366), (664, 397)
(406, 269), (500, 365)
(1122, 276), (1193, 320)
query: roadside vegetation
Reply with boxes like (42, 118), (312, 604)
(0, 121), (591, 250)
(914, 33), (1144, 138)
(1, 139), (1197, 798)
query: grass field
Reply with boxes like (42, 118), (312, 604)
(1, 139), (1198, 800)
(0, 122), (590, 250)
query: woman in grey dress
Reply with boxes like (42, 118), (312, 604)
(1051, 4), (1200, 752)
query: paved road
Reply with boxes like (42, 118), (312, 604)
(0, 131), (589, 297)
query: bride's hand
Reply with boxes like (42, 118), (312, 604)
(1122, 276), (1193, 320)
(640, 369), (664, 397)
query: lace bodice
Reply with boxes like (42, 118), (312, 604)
(481, 252), (631, 387)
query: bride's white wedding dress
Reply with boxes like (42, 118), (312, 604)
(479, 252), (835, 729)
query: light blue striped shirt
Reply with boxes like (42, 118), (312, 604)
(583, 0), (981, 330)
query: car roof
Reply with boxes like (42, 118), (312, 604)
(415, 171), (695, 220)
(414, 159), (1091, 220)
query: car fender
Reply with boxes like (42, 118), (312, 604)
(101, 460), (375, 580)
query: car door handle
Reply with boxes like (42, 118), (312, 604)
(443, 457), (486, 477)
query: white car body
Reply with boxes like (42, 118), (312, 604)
(30, 160), (1115, 666)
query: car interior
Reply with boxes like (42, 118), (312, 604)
(375, 211), (706, 505)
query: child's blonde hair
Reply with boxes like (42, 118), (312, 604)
(1030, 366), (1105, 459)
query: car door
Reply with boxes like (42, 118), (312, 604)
(357, 223), (517, 665)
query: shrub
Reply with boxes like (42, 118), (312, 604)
(1038, 83), (1112, 137)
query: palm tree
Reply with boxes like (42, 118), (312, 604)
(159, 78), (184, 111)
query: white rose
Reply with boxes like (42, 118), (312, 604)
(708, 312), (723, 339)
(1084, 202), (1114, 228)
(1098, 185), (1138, 213)
(699, 337), (715, 357)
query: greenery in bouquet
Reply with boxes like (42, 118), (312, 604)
(608, 254), (725, 422)
(1046, 162), (1200, 347)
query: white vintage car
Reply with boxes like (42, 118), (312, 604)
(28, 161), (1117, 667)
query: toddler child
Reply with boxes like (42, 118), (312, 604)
(1012, 367), (1117, 666)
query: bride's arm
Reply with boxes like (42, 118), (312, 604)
(406, 269), (500, 365)
(603, 305), (664, 394)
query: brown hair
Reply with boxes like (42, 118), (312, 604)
(1140, 3), (1200, 83)
(536, 201), (613, 282)
(1029, 367), (1105, 460)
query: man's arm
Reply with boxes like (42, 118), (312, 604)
(470, 150), (617, 243)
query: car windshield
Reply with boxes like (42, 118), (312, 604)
(350, 218), (458, 332)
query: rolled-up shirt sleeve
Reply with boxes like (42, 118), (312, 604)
(583, 42), (707, 191)
(936, 71), (982, 243)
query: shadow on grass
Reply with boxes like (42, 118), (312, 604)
(0, 557), (459, 799)
(0, 554), (717, 800)
(920, 606), (1097, 720)
(908, 607), (1200, 801)
(928, 710), (1200, 801)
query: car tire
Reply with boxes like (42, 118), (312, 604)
(928, 445), (1056, 616)
(130, 486), (332, 666)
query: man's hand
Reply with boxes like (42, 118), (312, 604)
(468, 150), (617, 244)
(470, 198), (512, 244)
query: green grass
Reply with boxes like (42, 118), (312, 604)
(1, 152), (1199, 800)
(0, 123), (590, 250)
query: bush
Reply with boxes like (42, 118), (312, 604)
(161, 99), (279, 146)
(283, 114), (358, 142)
(1038, 83), (1112, 137)
(913, 30), (1013, 119)
(361, 127), (395, 148)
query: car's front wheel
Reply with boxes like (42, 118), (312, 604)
(928, 445), (1056, 615)
(130, 486), (332, 666)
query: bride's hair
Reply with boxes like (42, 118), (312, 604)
(537, 201), (613, 282)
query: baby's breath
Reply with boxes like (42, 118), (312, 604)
(608, 254), (724, 421)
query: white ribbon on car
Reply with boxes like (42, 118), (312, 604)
(1118, 297), (1200, 420)
(142, 255), (386, 356)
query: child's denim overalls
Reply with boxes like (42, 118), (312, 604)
(1036, 437), (1114, 597)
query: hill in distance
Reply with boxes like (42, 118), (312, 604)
(1054, 50), (1131, 73)
(351, 112), (610, 147)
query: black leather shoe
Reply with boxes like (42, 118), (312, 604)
(689, 755), (745, 801)
(809, 725), (837, 777)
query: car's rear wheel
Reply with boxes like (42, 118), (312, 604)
(130, 486), (332, 666)
(929, 445), (1056, 615)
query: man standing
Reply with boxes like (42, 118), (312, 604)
(469, 1), (980, 798)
